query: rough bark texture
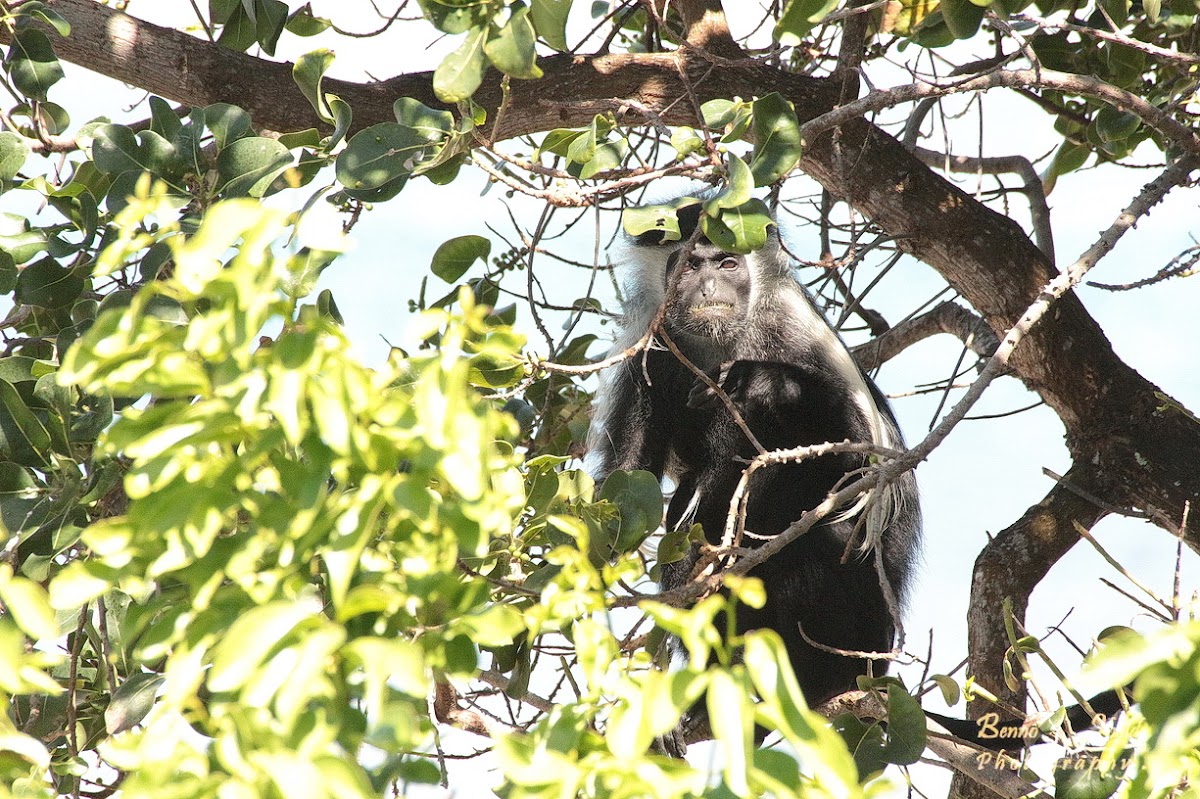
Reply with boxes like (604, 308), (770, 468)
(6, 2), (1199, 795)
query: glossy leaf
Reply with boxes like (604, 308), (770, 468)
(215, 136), (293, 197)
(597, 469), (663, 554)
(6, 28), (64, 101)
(418, 0), (486, 34)
(940, 0), (987, 40)
(0, 132), (30, 182)
(205, 103), (254, 149)
(15, 3), (72, 36)
(285, 3), (332, 35)
(703, 198), (773, 254)
(749, 92), (803, 186)
(0, 378), (52, 467)
(774, 0), (842, 44)
(0, 566), (58, 640)
(433, 26), (489, 102)
(293, 49), (337, 123)
(881, 684), (927, 764)
(104, 673), (164, 734)
(833, 713), (889, 778)
(432, 235), (491, 282)
(620, 196), (702, 241)
(530, 0), (570, 50)
(14, 258), (84, 309)
(335, 122), (448, 195)
(484, 5), (544, 79)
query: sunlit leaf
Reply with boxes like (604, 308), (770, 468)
(7, 28), (64, 101)
(485, 5), (543, 79)
(434, 26), (489, 103)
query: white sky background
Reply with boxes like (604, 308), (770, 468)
(7, 0), (1200, 795)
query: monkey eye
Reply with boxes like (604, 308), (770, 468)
(719, 258), (741, 270)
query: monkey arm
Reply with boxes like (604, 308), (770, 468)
(591, 358), (676, 481)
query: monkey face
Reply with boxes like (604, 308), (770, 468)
(663, 241), (751, 343)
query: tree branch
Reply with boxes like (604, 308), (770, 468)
(852, 300), (1000, 372)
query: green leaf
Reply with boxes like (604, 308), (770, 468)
(6, 28), (64, 101)
(701, 98), (739, 130)
(209, 602), (315, 692)
(293, 49), (337, 123)
(484, 5), (544, 79)
(327, 94), (353, 150)
(205, 103), (254, 149)
(418, 0), (486, 34)
(705, 153), (755, 212)
(104, 673), (164, 734)
(1054, 751), (1128, 799)
(393, 97), (455, 138)
(48, 560), (117, 609)
(0, 214), (47, 264)
(670, 127), (704, 157)
(1094, 106), (1141, 143)
(148, 96), (183, 141)
(939, 0), (987, 40)
(750, 93), (803, 186)
(210, 0), (241, 26)
(1101, 0), (1130, 25)
(91, 125), (179, 179)
(708, 670), (753, 794)
(572, 138), (627, 179)
(0, 132), (30, 182)
(215, 1), (258, 52)
(285, 3), (332, 35)
(216, 136), (294, 197)
(774, 0), (841, 45)
(16, 3), (72, 36)
(14, 257), (84, 309)
(253, 0), (289, 55)
(317, 288), (343, 324)
(335, 122), (448, 194)
(597, 469), (663, 553)
(620, 196), (701, 241)
(931, 674), (962, 705)
(432, 235), (491, 282)
(833, 714), (888, 778)
(0, 566), (59, 640)
(530, 0), (570, 50)
(881, 684), (927, 765)
(702, 198), (773, 254)
(434, 26), (489, 103)
(566, 117), (600, 164)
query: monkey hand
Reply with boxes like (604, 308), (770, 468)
(686, 360), (748, 410)
(687, 360), (806, 413)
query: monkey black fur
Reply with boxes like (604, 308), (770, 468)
(589, 203), (1128, 752)
(589, 204), (922, 712)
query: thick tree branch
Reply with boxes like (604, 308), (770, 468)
(908, 146), (1054, 261)
(852, 301), (1000, 372)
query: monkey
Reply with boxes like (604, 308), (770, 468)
(588, 200), (1128, 753)
(589, 201), (922, 714)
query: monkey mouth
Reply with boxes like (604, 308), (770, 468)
(689, 302), (734, 316)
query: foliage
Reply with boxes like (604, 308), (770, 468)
(0, 0), (1197, 798)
